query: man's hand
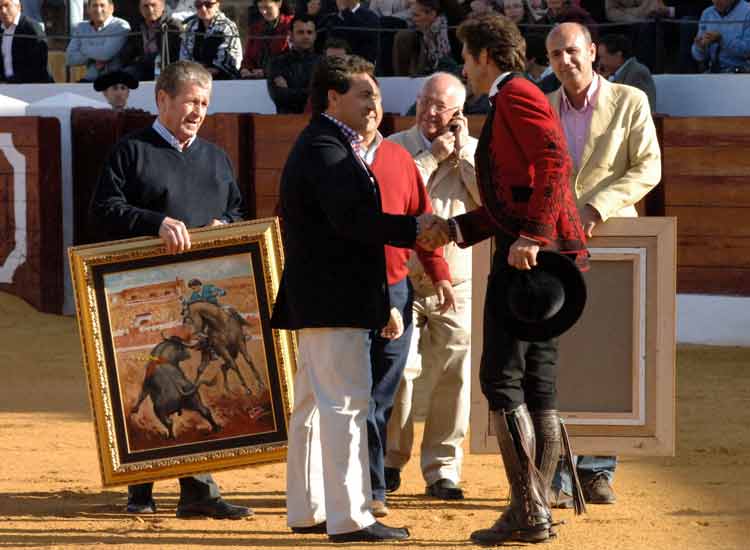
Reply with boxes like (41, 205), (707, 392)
(431, 131), (456, 163)
(274, 76), (288, 88)
(209, 219), (225, 227)
(380, 307), (404, 339)
(241, 67), (265, 79)
(580, 204), (601, 238)
(417, 214), (450, 250)
(159, 216), (191, 254)
(434, 280), (456, 314)
(695, 31), (721, 49)
(508, 236), (540, 270)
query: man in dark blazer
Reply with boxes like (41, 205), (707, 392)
(121, 0), (183, 82)
(419, 14), (589, 545)
(0, 0), (53, 83)
(597, 33), (657, 112)
(271, 55), (433, 543)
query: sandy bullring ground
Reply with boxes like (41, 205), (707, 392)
(1, 291), (749, 549)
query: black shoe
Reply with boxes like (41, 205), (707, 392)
(426, 478), (464, 500)
(384, 467), (401, 493)
(126, 499), (156, 514)
(176, 498), (253, 519)
(291, 522), (327, 534)
(329, 520), (410, 543)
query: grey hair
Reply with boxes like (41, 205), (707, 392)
(421, 72), (467, 106)
(155, 60), (212, 100)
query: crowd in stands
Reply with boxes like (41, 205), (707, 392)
(2, 0), (750, 109)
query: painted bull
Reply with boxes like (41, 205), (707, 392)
(130, 335), (220, 439)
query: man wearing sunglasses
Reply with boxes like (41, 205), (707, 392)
(180, 0), (242, 79)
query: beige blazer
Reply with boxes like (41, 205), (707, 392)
(547, 78), (661, 221)
(387, 125), (480, 292)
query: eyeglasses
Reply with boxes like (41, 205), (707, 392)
(194, 1), (216, 9)
(417, 96), (461, 116)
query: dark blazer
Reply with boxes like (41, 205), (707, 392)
(320, 7), (380, 64)
(613, 58), (657, 112)
(271, 115), (417, 330)
(0, 15), (53, 83)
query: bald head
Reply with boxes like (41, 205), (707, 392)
(416, 72), (467, 141)
(546, 22), (596, 97)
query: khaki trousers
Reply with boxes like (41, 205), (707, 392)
(384, 281), (472, 485)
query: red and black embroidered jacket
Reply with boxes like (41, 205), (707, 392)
(454, 74), (589, 270)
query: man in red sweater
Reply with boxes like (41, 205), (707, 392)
(359, 92), (455, 518)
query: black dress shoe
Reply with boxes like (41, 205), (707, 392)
(126, 499), (156, 514)
(384, 467), (401, 493)
(329, 521), (410, 543)
(291, 522), (327, 534)
(426, 478), (464, 500)
(176, 498), (253, 519)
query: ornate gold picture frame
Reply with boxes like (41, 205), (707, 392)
(69, 218), (295, 486)
(470, 217), (677, 456)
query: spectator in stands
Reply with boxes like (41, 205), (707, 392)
(180, 0), (242, 79)
(66, 0), (131, 82)
(370, 0), (411, 75)
(94, 69), (139, 110)
(598, 33), (656, 109)
(545, 22), (661, 509)
(605, 0), (676, 72)
(692, 0), (750, 72)
(241, 0), (292, 78)
(267, 14), (320, 113)
(501, 0), (528, 23)
(0, 0), (54, 83)
(324, 36), (350, 57)
(122, 0), (183, 81)
(393, 0), (454, 76)
(538, 0), (598, 31)
(525, 31), (552, 83)
(319, 0), (380, 64)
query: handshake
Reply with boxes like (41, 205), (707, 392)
(416, 213), (453, 251)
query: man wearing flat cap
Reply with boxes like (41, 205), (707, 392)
(94, 70), (139, 110)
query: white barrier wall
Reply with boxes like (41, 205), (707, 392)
(1, 75), (750, 116)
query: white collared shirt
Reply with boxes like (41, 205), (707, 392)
(152, 119), (197, 151)
(488, 71), (513, 98)
(1, 12), (20, 79)
(91, 15), (115, 31)
(361, 130), (383, 166)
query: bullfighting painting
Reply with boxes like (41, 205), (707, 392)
(69, 219), (294, 486)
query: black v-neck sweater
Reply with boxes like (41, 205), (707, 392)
(91, 126), (245, 241)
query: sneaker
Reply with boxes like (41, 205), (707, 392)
(583, 475), (616, 504)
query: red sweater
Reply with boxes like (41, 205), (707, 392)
(371, 139), (451, 285)
(242, 14), (293, 72)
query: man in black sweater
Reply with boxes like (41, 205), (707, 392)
(267, 14), (321, 113)
(90, 60), (250, 520)
(319, 0), (380, 65)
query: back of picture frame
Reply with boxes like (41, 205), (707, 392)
(69, 218), (296, 486)
(470, 217), (677, 456)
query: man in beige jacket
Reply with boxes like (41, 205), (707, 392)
(545, 22), (661, 507)
(384, 72), (480, 500)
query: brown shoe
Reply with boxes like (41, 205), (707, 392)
(550, 488), (574, 509)
(583, 475), (616, 504)
(371, 500), (389, 518)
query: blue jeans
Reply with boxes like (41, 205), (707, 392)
(552, 455), (617, 494)
(368, 277), (414, 502)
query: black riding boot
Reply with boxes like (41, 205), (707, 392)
(470, 404), (552, 545)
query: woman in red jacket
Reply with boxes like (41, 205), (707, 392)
(241, 0), (293, 78)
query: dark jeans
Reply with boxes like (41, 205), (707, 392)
(479, 238), (559, 412)
(128, 474), (220, 506)
(368, 277), (414, 502)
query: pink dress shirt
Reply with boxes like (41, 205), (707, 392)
(558, 74), (600, 170)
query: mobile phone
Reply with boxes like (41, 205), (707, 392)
(448, 110), (463, 133)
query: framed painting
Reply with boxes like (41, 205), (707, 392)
(470, 217), (677, 456)
(68, 218), (295, 486)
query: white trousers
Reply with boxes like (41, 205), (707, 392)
(286, 327), (376, 535)
(385, 282), (472, 485)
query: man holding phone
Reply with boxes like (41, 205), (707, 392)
(384, 72), (480, 500)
